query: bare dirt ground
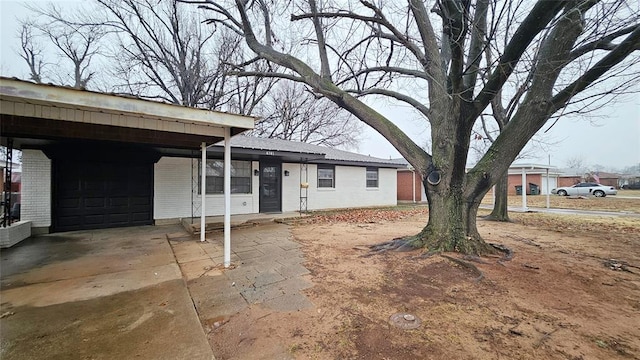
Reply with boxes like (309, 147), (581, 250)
(210, 205), (640, 360)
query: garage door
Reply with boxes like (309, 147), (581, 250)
(53, 160), (153, 232)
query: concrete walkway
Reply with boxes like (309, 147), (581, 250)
(168, 223), (314, 326)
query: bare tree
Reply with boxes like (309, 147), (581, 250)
(18, 22), (45, 83)
(76, 0), (277, 113)
(187, 0), (640, 255)
(21, 4), (105, 89)
(16, 0), (362, 150)
(250, 82), (362, 149)
(565, 156), (587, 175)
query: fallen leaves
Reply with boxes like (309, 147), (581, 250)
(306, 207), (429, 224)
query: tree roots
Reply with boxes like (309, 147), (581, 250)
(365, 237), (420, 256)
(441, 254), (484, 282)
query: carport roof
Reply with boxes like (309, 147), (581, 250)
(208, 136), (407, 168)
(0, 77), (255, 149)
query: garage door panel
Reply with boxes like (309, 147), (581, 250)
(84, 214), (107, 225)
(131, 212), (152, 222)
(59, 198), (81, 208)
(85, 197), (107, 208)
(108, 214), (130, 224)
(54, 160), (153, 232)
(130, 196), (151, 206)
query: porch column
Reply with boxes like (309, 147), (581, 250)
(521, 168), (527, 211)
(546, 168), (550, 209)
(200, 142), (207, 242)
(223, 127), (231, 268)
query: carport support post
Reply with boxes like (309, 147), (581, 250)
(546, 167), (550, 209)
(224, 127), (231, 268)
(521, 167), (527, 211)
(200, 142), (207, 242)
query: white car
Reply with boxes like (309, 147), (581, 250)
(552, 182), (617, 197)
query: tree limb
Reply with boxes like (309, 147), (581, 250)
(473, 1), (566, 117)
(553, 25), (640, 110)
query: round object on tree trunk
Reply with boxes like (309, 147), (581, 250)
(427, 170), (442, 186)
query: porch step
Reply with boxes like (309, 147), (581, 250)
(181, 213), (306, 236)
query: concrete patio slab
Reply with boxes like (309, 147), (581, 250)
(0, 225), (214, 360)
(171, 223), (315, 325)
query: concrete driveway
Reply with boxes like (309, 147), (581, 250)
(0, 225), (214, 360)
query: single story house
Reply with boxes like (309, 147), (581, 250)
(394, 160), (559, 201)
(556, 171), (620, 188)
(2, 77), (401, 238)
(393, 158), (426, 203)
(153, 136), (402, 226)
(507, 164), (560, 195)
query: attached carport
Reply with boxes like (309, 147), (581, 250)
(508, 163), (557, 211)
(1, 77), (254, 267)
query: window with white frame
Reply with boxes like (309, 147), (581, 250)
(366, 167), (379, 188)
(317, 165), (335, 188)
(198, 159), (252, 194)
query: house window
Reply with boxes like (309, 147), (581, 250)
(318, 165), (335, 188)
(199, 159), (252, 194)
(366, 167), (379, 188)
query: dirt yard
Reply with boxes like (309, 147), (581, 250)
(210, 206), (640, 359)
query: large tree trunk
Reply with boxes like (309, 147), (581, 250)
(486, 171), (510, 222)
(405, 178), (494, 255)
(405, 103), (496, 256)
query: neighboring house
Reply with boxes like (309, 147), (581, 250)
(392, 158), (426, 203)
(620, 174), (640, 189)
(1, 160), (22, 194)
(586, 172), (619, 188)
(2, 78), (401, 235)
(394, 160), (559, 200)
(507, 164), (560, 195)
(556, 171), (621, 188)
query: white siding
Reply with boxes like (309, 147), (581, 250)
(21, 149), (51, 228)
(282, 164), (397, 212)
(153, 157), (259, 220)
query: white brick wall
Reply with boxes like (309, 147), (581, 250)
(282, 164), (397, 212)
(0, 220), (31, 248)
(154, 157), (193, 220)
(21, 149), (51, 228)
(153, 157), (260, 220)
(154, 157), (398, 218)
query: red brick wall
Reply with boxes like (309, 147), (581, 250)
(397, 171), (422, 201)
(507, 174), (543, 195)
(558, 176), (582, 187)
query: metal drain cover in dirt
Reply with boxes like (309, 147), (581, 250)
(389, 313), (422, 329)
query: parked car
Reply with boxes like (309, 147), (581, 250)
(551, 182), (617, 197)
(621, 183), (640, 190)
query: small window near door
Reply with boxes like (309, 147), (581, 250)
(366, 167), (378, 188)
(318, 165), (335, 188)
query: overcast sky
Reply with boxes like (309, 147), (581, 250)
(1, 0), (639, 171)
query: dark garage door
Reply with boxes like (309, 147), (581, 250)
(54, 160), (153, 232)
